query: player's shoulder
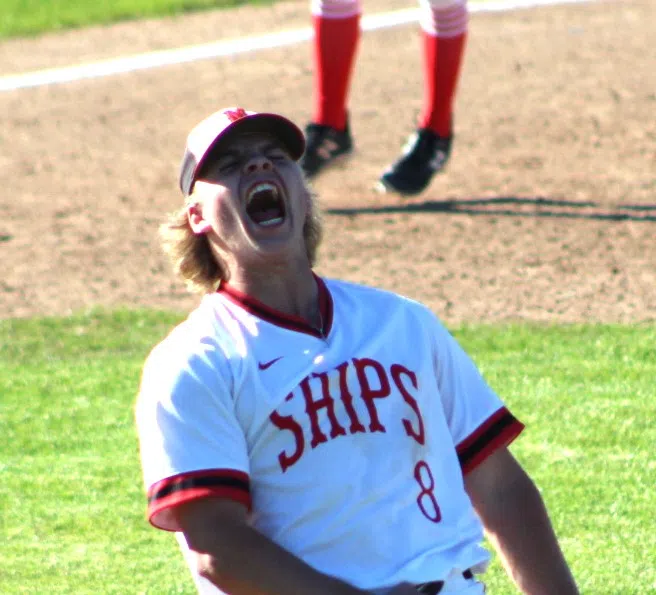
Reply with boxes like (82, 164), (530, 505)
(137, 296), (238, 410)
(324, 276), (438, 321)
(323, 276), (411, 304)
(142, 295), (232, 375)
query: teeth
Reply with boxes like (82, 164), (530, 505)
(258, 217), (284, 227)
(247, 182), (279, 204)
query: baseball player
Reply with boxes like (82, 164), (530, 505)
(135, 107), (580, 594)
(300, 0), (469, 195)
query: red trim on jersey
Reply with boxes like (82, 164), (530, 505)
(218, 274), (333, 338)
(456, 407), (525, 475)
(147, 469), (251, 532)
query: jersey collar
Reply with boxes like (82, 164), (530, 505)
(217, 274), (333, 338)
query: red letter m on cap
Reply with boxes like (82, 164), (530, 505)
(225, 108), (248, 122)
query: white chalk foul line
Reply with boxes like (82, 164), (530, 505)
(0, 0), (590, 92)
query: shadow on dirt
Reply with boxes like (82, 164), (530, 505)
(326, 197), (656, 222)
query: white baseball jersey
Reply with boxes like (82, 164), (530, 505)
(136, 276), (524, 593)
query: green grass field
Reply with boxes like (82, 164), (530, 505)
(2, 311), (655, 594)
(0, 0), (273, 39)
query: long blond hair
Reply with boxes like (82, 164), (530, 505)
(159, 187), (323, 294)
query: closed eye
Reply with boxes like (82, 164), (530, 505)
(267, 149), (289, 161)
(217, 159), (239, 172)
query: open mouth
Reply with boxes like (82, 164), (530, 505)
(245, 182), (286, 227)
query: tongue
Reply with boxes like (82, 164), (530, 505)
(251, 208), (282, 224)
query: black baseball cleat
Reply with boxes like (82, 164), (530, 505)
(300, 120), (353, 179)
(378, 129), (453, 196)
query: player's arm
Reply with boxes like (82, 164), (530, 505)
(173, 497), (370, 595)
(463, 447), (579, 595)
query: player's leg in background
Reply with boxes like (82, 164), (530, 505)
(310, 0), (361, 130)
(379, 0), (468, 196)
(418, 0), (468, 139)
(300, 0), (360, 178)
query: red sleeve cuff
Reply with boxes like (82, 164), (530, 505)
(456, 407), (525, 475)
(147, 469), (251, 531)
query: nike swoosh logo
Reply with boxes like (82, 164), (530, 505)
(258, 356), (283, 370)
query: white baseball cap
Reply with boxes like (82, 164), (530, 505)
(179, 107), (306, 196)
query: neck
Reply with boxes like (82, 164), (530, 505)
(226, 258), (320, 326)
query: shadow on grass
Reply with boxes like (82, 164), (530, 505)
(326, 197), (656, 222)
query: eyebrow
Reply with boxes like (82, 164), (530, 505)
(214, 149), (240, 163)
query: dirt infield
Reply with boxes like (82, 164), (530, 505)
(0, 0), (654, 323)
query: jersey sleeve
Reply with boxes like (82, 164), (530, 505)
(430, 315), (525, 474)
(135, 336), (251, 532)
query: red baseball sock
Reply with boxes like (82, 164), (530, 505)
(419, 30), (467, 137)
(311, 14), (361, 131)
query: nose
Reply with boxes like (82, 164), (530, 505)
(243, 154), (273, 175)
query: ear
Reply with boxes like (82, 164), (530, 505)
(187, 201), (212, 235)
